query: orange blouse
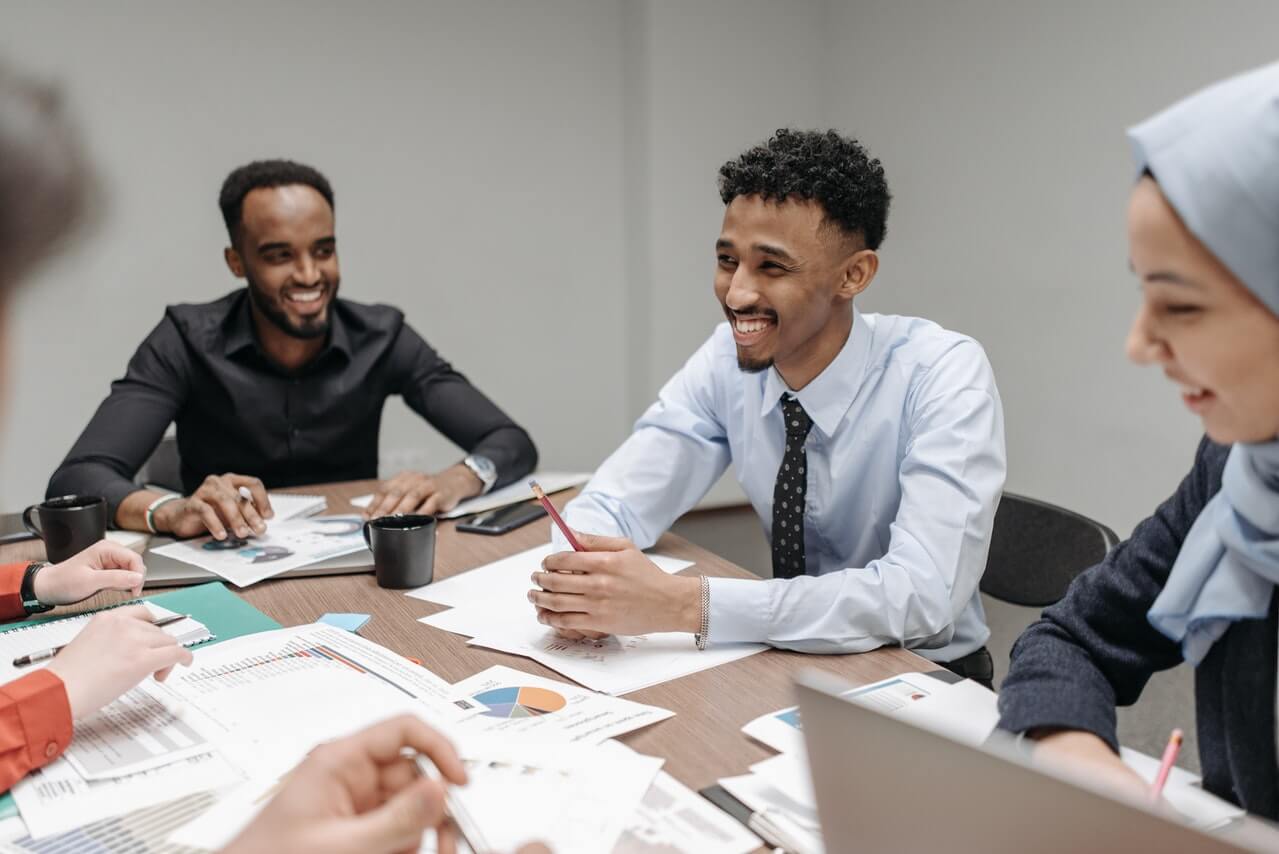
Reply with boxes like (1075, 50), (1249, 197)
(0, 562), (73, 792)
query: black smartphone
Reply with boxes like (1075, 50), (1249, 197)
(455, 502), (548, 536)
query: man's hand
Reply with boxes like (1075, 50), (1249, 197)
(529, 532), (701, 636)
(46, 605), (193, 719)
(363, 465), (483, 520)
(33, 540), (146, 605)
(153, 474), (273, 540)
(220, 714), (556, 854)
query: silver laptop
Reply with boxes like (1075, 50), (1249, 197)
(795, 669), (1251, 854)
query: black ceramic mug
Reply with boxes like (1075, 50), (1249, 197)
(362, 514), (436, 589)
(23, 495), (108, 563)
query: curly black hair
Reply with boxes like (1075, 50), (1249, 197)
(717, 129), (890, 250)
(218, 159), (334, 243)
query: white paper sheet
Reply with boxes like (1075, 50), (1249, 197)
(448, 738), (662, 854)
(407, 543), (693, 609)
(351, 471), (590, 519)
(12, 750), (242, 840)
(718, 770), (824, 854)
(447, 665), (673, 744)
(468, 623), (764, 695)
(265, 492), (327, 521)
(894, 678), (998, 746)
(741, 671), (940, 754)
(1120, 747), (1245, 830)
(64, 680), (220, 780)
(149, 515), (367, 587)
(614, 771), (760, 854)
(158, 624), (482, 778)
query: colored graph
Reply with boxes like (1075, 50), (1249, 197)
(474, 685), (567, 719)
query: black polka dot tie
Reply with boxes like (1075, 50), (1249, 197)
(772, 395), (813, 580)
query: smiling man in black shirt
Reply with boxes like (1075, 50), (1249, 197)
(48, 159), (537, 540)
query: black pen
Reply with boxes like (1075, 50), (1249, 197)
(11, 612), (190, 668)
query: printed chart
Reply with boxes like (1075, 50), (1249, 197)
(475, 686), (568, 719)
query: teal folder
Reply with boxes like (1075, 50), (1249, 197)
(0, 582), (279, 814)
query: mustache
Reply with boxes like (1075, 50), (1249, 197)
(725, 307), (778, 321)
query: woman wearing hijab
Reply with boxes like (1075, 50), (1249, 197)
(998, 60), (1279, 818)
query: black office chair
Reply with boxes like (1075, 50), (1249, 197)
(980, 492), (1120, 608)
(136, 436), (184, 493)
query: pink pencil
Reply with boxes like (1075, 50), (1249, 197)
(529, 480), (584, 551)
(1150, 728), (1183, 802)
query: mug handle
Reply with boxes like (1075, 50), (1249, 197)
(362, 520), (373, 549)
(21, 505), (42, 539)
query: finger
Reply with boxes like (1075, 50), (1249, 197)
(393, 488), (429, 516)
(437, 818), (458, 854)
(529, 590), (591, 614)
(370, 489), (404, 520)
(109, 604), (154, 623)
(90, 542), (147, 573)
(538, 609), (595, 632)
(210, 491), (253, 539)
(572, 531), (634, 552)
(377, 755), (422, 794)
(145, 644), (193, 678)
(85, 569), (146, 595)
(333, 777), (447, 852)
(542, 551), (611, 574)
(531, 571), (590, 594)
(347, 715), (468, 786)
(237, 494), (267, 536)
(194, 500), (227, 540)
(418, 492), (447, 516)
(232, 476), (273, 519)
(518, 844), (553, 854)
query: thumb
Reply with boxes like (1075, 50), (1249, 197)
(573, 530), (632, 552)
(89, 569), (146, 594)
(329, 778), (447, 852)
(91, 543), (147, 572)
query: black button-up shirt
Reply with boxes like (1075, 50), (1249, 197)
(49, 290), (537, 518)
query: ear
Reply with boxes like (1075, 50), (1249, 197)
(835, 248), (878, 303)
(224, 246), (246, 279)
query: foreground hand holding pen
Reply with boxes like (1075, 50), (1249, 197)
(220, 714), (551, 854)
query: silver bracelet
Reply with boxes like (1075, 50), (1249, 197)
(694, 576), (710, 650)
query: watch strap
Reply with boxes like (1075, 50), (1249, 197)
(21, 562), (54, 614)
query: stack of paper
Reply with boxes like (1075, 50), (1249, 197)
(617, 772), (760, 854)
(266, 492), (327, 521)
(150, 515), (367, 587)
(410, 543), (765, 695)
(718, 751), (823, 854)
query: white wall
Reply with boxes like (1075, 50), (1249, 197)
(2, 1), (1276, 538)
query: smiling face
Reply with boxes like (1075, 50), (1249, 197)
(1126, 176), (1279, 443)
(713, 194), (877, 389)
(225, 184), (339, 340)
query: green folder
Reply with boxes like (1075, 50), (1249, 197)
(0, 582), (280, 814)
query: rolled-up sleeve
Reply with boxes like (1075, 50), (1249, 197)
(48, 314), (189, 520)
(0, 671), (73, 792)
(393, 323), (537, 490)
(709, 341), (1006, 653)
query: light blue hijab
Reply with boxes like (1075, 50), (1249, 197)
(1138, 61), (1279, 665)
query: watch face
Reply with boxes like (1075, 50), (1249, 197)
(468, 456), (497, 480)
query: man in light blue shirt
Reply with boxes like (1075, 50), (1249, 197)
(529, 129), (1005, 681)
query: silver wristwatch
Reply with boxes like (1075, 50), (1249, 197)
(462, 454), (498, 494)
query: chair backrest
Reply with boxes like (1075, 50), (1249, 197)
(980, 492), (1119, 608)
(136, 436), (183, 493)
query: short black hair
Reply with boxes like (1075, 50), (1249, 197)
(717, 129), (890, 250)
(218, 159), (334, 243)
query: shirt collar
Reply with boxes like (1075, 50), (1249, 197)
(221, 290), (352, 365)
(759, 308), (873, 438)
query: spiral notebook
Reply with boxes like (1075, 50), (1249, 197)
(0, 601), (213, 683)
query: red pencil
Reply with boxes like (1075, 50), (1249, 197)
(529, 480), (584, 551)
(1150, 728), (1183, 803)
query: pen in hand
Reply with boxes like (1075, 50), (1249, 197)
(12, 612), (190, 668)
(529, 480), (584, 552)
(1149, 727), (1183, 803)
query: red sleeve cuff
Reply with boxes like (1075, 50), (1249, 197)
(0, 670), (73, 770)
(0, 562), (28, 621)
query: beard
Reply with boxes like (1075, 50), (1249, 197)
(736, 352), (773, 373)
(246, 273), (334, 340)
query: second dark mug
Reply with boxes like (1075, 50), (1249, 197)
(362, 514), (436, 589)
(23, 494), (108, 563)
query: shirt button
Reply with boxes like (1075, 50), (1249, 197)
(44, 741), (57, 758)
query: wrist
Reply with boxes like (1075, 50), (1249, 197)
(449, 464), (484, 499)
(149, 496), (184, 534)
(672, 575), (702, 634)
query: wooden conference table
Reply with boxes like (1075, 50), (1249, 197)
(2, 480), (933, 844)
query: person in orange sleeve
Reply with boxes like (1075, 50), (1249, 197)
(0, 68), (194, 793)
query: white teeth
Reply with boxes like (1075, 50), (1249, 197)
(734, 316), (773, 334)
(289, 290), (322, 302)
(1179, 384), (1206, 397)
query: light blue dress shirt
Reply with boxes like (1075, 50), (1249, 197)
(557, 310), (1006, 660)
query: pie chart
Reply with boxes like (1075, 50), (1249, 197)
(474, 686), (568, 718)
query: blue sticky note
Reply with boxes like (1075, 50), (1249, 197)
(318, 612), (371, 632)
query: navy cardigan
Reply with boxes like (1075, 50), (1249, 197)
(997, 437), (1279, 819)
